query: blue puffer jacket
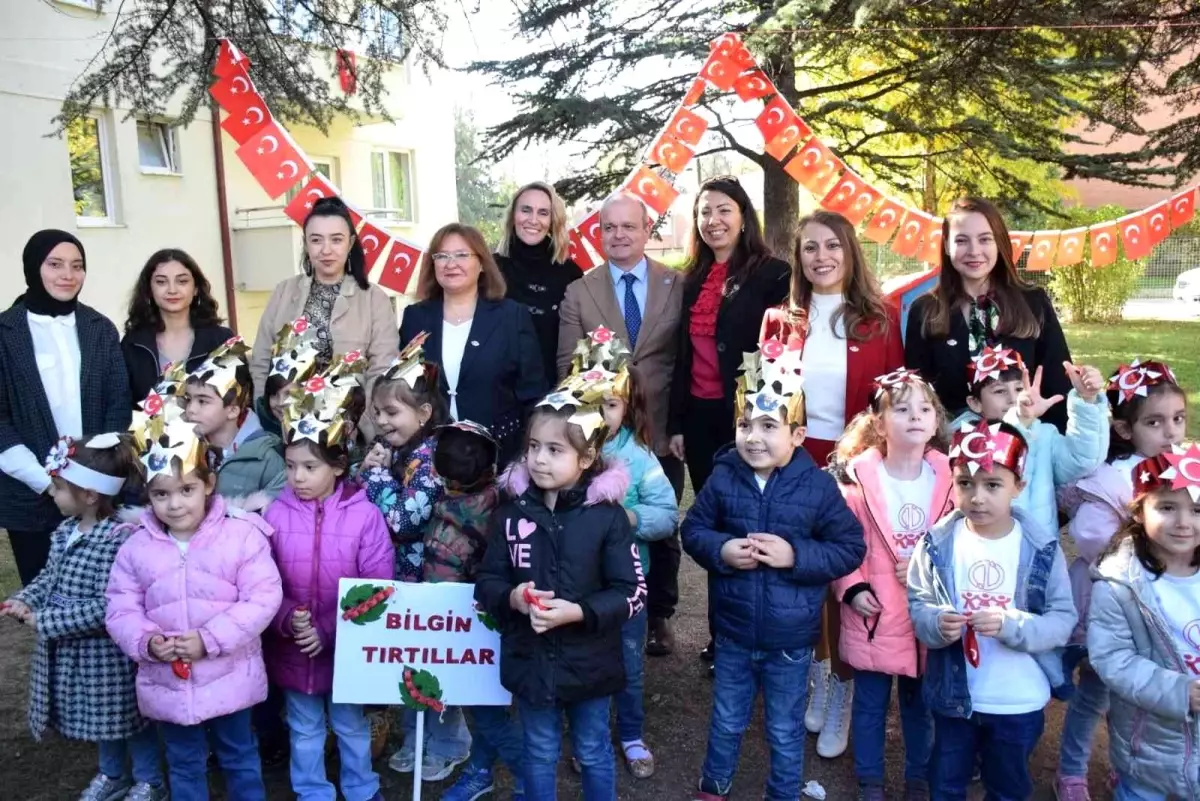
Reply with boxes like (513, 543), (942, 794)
(682, 445), (865, 652)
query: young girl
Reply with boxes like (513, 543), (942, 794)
(106, 414), (283, 801)
(264, 354), (394, 801)
(1, 433), (163, 801)
(257, 315), (319, 438)
(1088, 446), (1200, 800)
(1056, 359), (1186, 800)
(475, 382), (645, 801)
(830, 370), (951, 800)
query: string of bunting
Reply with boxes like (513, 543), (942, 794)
(207, 40), (422, 295)
(565, 32), (1199, 272)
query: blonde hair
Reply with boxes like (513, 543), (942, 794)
(496, 182), (571, 264)
(834, 381), (949, 464)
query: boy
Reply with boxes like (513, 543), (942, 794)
(184, 338), (286, 502)
(682, 346), (865, 801)
(908, 420), (1077, 800)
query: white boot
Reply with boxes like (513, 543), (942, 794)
(804, 658), (832, 734)
(817, 676), (853, 758)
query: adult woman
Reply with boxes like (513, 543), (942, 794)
(250, 197), (398, 410)
(121, 248), (233, 404)
(399, 224), (546, 467)
(494, 181), (583, 382)
(905, 196), (1072, 431)
(0, 230), (131, 585)
(758, 210), (903, 761)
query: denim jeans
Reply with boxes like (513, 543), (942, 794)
(1059, 663), (1110, 777)
(464, 705), (524, 775)
(159, 708), (265, 801)
(852, 669), (932, 785)
(285, 691), (379, 801)
(97, 725), (163, 785)
(518, 696), (615, 801)
(931, 709), (1045, 801)
(701, 636), (811, 801)
(401, 706), (471, 760)
(616, 609), (647, 742)
(1114, 776), (1169, 801)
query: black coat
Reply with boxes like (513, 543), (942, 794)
(495, 251), (583, 384)
(474, 463), (642, 707)
(121, 324), (235, 406)
(399, 297), (548, 467)
(0, 302), (131, 530)
(668, 256), (791, 436)
(904, 287), (1073, 432)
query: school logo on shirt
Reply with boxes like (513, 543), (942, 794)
(961, 559), (1012, 612)
(892, 503), (927, 551)
(1184, 621), (1200, 675)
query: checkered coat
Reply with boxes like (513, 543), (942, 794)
(11, 516), (148, 742)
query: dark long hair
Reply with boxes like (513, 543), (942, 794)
(623, 365), (655, 449)
(302, 197), (369, 290)
(124, 249), (224, 334)
(790, 210), (890, 342)
(1101, 492), (1200, 579)
(923, 197), (1039, 339)
(1107, 380), (1187, 462)
(683, 176), (772, 294)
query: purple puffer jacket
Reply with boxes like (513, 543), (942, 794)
(1061, 461), (1130, 645)
(264, 482), (394, 695)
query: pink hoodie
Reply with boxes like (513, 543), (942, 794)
(105, 495), (283, 726)
(831, 448), (953, 678)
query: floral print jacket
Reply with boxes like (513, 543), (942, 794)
(359, 434), (444, 582)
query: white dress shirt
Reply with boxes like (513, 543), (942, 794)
(442, 319), (472, 420)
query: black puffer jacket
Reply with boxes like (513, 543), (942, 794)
(475, 460), (643, 708)
(121, 323), (235, 406)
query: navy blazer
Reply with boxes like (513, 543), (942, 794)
(399, 297), (547, 467)
(0, 302), (132, 530)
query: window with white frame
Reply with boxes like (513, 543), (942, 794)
(370, 151), (414, 222)
(67, 115), (115, 225)
(136, 121), (180, 174)
(285, 158), (338, 203)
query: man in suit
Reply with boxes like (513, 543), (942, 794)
(558, 193), (686, 656)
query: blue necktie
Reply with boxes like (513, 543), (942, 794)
(621, 273), (641, 348)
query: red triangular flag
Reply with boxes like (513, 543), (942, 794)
(626, 166), (679, 216)
(219, 92), (271, 145)
(579, 210), (605, 258)
(700, 52), (740, 92)
(213, 39), (250, 80)
(1171, 187), (1197, 228)
(1088, 223), (1119, 267)
(863, 198), (908, 244)
(666, 107), (708, 146)
(1119, 212), (1153, 261)
(916, 217), (945, 265)
(376, 238), (422, 294)
(208, 66), (257, 113)
(648, 133), (694, 174)
(891, 210), (932, 259)
(784, 138), (843, 195)
(1145, 200), (1171, 245)
(1008, 231), (1032, 261)
(734, 70), (775, 102)
(234, 122), (311, 199)
(283, 173), (342, 227)
(567, 228), (596, 271)
(683, 78), (706, 107)
(356, 221), (390, 273)
(1055, 227), (1087, 267)
(1025, 231), (1060, 272)
(819, 170), (883, 226)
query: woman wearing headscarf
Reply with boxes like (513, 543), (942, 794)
(0, 230), (131, 584)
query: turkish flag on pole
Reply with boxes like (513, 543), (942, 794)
(1119, 212), (1153, 261)
(1055, 227), (1087, 267)
(666, 107), (708, 146)
(567, 228), (596, 271)
(235, 122), (311, 199)
(1008, 231), (1032, 261)
(819, 170), (883, 226)
(219, 92), (271, 145)
(213, 39), (250, 79)
(891, 210), (932, 259)
(209, 66), (258, 112)
(734, 70), (775, 102)
(784, 138), (843, 195)
(916, 217), (945, 265)
(700, 52), (740, 92)
(578, 210), (605, 258)
(1088, 222), (1119, 267)
(626, 166), (680, 216)
(863, 198), (908, 244)
(376, 239), (422, 294)
(1145, 200), (1171, 245)
(1171, 187), (1197, 228)
(356, 221), (391, 273)
(336, 49), (357, 95)
(283, 173), (341, 226)
(648, 133), (694, 174)
(1025, 231), (1060, 272)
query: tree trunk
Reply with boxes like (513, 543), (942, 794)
(761, 45), (799, 257)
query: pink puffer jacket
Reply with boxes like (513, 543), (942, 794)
(105, 496), (283, 726)
(831, 448), (953, 678)
(263, 482), (394, 696)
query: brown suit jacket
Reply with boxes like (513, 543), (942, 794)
(557, 259), (684, 456)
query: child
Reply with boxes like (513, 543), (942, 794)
(829, 369), (952, 800)
(106, 409), (283, 801)
(0, 433), (164, 801)
(1088, 445), (1200, 800)
(264, 352), (394, 801)
(949, 345), (1109, 538)
(475, 378), (645, 801)
(908, 420), (1077, 801)
(184, 336), (286, 502)
(681, 345), (865, 801)
(257, 315), (320, 438)
(1057, 359), (1186, 799)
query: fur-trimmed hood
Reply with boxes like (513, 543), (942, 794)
(498, 459), (630, 507)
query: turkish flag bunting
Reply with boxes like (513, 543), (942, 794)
(626, 166), (679, 216)
(700, 52), (740, 92)
(683, 78), (706, 107)
(734, 70), (775, 102)
(213, 39), (250, 80)
(666, 107), (709, 146)
(756, 97), (811, 158)
(208, 66), (258, 113)
(356, 221), (391, 273)
(1025, 231), (1060, 272)
(916, 217), (945, 265)
(891, 210), (932, 259)
(819, 170), (883, 226)
(567, 228), (596, 271)
(1119, 212), (1153, 261)
(1088, 222), (1119, 267)
(578, 210), (605, 258)
(219, 90), (271, 145)
(1171, 187), (1197, 229)
(863, 198), (908, 244)
(235, 122), (311, 199)
(1055, 227), (1087, 267)
(784, 138), (843, 195)
(649, 133), (694, 174)
(1008, 231), (1032, 260)
(710, 33), (755, 69)
(1145, 200), (1171, 245)
(376, 238), (422, 294)
(283, 173), (345, 227)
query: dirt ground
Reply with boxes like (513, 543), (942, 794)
(0, 532), (1114, 800)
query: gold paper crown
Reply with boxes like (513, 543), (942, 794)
(735, 338), (806, 426)
(129, 390), (206, 481)
(281, 351), (366, 449)
(268, 316), (320, 384)
(382, 331), (438, 390)
(189, 336), (252, 403)
(566, 327), (632, 401)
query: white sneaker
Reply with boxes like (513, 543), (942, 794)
(421, 751), (469, 782)
(804, 658), (832, 733)
(817, 676), (853, 759)
(388, 743), (417, 774)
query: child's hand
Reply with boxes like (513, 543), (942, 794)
(1017, 364), (1064, 426)
(292, 609), (312, 633)
(1189, 680), (1200, 713)
(529, 599), (584, 634)
(748, 533), (795, 569)
(720, 539), (758, 571)
(174, 631), (207, 662)
(850, 592), (881, 618)
(360, 443), (390, 473)
(295, 624), (323, 658)
(894, 559), (910, 585)
(1064, 362), (1105, 403)
(938, 611), (968, 643)
(148, 635), (176, 662)
(510, 582), (554, 615)
(969, 608), (1005, 637)
(0, 599), (31, 623)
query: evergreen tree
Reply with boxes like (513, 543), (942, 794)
(455, 109), (511, 246)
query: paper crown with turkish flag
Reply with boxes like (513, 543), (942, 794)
(534, 353), (617, 448)
(1107, 358), (1178, 404)
(949, 419), (1029, 478)
(967, 345), (1023, 389)
(281, 350), (366, 449)
(870, 367), (930, 409)
(734, 338), (806, 426)
(381, 331), (439, 390)
(268, 316), (320, 384)
(1131, 444), (1200, 502)
(189, 336), (252, 404)
(565, 327), (633, 401)
(129, 387), (206, 481)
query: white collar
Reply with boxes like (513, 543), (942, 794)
(28, 311), (77, 327)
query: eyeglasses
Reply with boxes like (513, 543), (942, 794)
(432, 251), (476, 265)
